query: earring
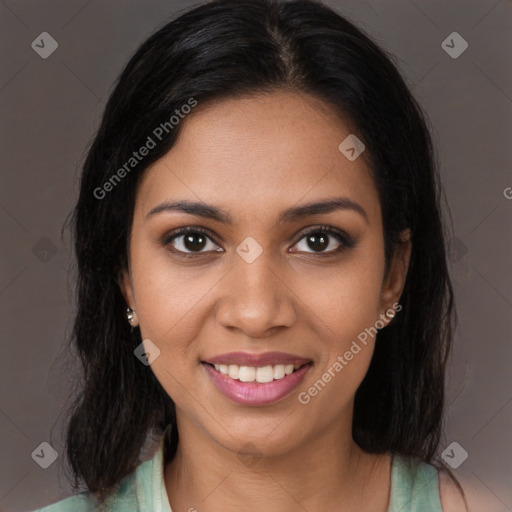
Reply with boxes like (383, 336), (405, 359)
(383, 308), (396, 325)
(126, 307), (138, 326)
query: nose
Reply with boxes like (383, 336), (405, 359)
(215, 251), (297, 338)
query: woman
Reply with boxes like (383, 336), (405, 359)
(31, 0), (468, 510)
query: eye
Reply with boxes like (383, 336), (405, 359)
(162, 224), (356, 259)
(162, 227), (222, 257)
(291, 225), (356, 255)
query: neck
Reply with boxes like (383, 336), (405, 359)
(164, 411), (391, 512)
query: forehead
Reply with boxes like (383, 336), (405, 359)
(136, 92), (381, 225)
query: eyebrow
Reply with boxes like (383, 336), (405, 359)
(146, 196), (369, 225)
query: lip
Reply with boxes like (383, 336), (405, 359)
(203, 361), (312, 406)
(202, 351), (312, 367)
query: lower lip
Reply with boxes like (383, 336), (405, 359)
(202, 363), (312, 406)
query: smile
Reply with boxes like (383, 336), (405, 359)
(201, 361), (313, 406)
(205, 362), (308, 383)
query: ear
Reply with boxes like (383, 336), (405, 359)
(118, 267), (136, 310)
(380, 229), (412, 313)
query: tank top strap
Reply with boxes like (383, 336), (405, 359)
(387, 453), (443, 512)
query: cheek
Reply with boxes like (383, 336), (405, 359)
(128, 238), (211, 344)
(290, 251), (385, 411)
(131, 255), (214, 404)
(293, 253), (384, 344)
(295, 264), (383, 417)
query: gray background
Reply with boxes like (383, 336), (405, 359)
(0, 0), (511, 511)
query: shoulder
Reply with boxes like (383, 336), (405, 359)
(27, 448), (160, 512)
(438, 470), (468, 512)
(28, 470), (139, 511)
(28, 485), (136, 512)
(389, 454), (462, 512)
(27, 492), (101, 512)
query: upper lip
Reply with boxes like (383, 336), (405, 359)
(202, 351), (312, 367)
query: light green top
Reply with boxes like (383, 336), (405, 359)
(30, 439), (442, 512)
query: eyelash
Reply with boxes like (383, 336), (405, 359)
(162, 225), (356, 259)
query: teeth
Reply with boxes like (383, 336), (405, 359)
(208, 362), (307, 383)
(239, 366), (256, 382)
(228, 364), (239, 379)
(256, 366), (274, 383)
(273, 364), (285, 379)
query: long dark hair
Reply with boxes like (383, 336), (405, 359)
(64, 0), (463, 503)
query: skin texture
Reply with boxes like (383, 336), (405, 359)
(120, 91), (414, 511)
(439, 472), (469, 511)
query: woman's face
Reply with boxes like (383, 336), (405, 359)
(120, 91), (410, 457)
